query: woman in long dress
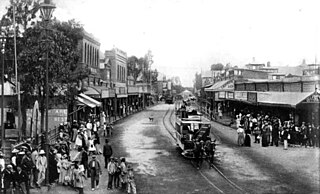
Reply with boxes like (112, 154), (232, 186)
(73, 162), (86, 194)
(93, 132), (101, 154)
(59, 154), (70, 185)
(261, 122), (269, 147)
(75, 132), (82, 150)
(237, 125), (245, 146)
(244, 128), (251, 147)
(88, 137), (96, 156)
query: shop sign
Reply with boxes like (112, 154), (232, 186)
(247, 92), (257, 103)
(235, 91), (247, 100)
(221, 80), (234, 90)
(218, 91), (226, 99)
(48, 109), (68, 131)
(227, 92), (234, 99)
(102, 89), (115, 98)
(215, 92), (219, 100)
(303, 93), (320, 103)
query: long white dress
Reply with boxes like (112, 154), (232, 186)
(88, 139), (96, 152)
(75, 134), (82, 147)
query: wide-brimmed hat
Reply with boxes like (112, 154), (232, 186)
(39, 150), (45, 154)
(18, 151), (25, 155)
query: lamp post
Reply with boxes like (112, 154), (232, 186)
(39, 0), (55, 186)
(0, 32), (6, 150)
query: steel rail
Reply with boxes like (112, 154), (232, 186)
(162, 105), (247, 194)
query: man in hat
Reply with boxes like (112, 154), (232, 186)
(107, 157), (116, 190)
(88, 155), (102, 191)
(0, 152), (5, 172)
(16, 151), (25, 168)
(30, 147), (39, 188)
(14, 166), (28, 194)
(3, 164), (15, 194)
(205, 139), (216, 168)
(21, 151), (35, 191)
(11, 149), (19, 167)
(103, 139), (113, 168)
(36, 150), (47, 188)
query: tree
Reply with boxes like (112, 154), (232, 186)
(194, 72), (202, 91)
(18, 19), (89, 132)
(151, 69), (158, 83)
(1, 1), (89, 134)
(127, 56), (141, 84)
(210, 63), (224, 71)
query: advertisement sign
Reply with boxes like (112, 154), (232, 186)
(221, 80), (234, 90)
(247, 92), (257, 103)
(48, 109), (68, 130)
(235, 91), (247, 101)
(218, 91), (226, 99)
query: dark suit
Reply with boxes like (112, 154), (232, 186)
(14, 170), (28, 194)
(103, 144), (113, 168)
(88, 159), (102, 189)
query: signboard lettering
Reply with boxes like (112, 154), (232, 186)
(235, 91), (247, 100)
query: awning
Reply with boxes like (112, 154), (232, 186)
(257, 92), (313, 108)
(76, 96), (96, 108)
(204, 80), (234, 92)
(84, 86), (101, 98)
(78, 93), (102, 107)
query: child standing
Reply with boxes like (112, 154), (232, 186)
(127, 165), (136, 194)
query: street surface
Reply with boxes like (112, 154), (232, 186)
(31, 103), (319, 194)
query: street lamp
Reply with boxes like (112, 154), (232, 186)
(39, 0), (55, 186)
(0, 31), (6, 150)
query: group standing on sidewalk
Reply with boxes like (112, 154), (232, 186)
(234, 111), (320, 150)
(2, 110), (138, 194)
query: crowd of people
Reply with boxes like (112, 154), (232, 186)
(0, 111), (137, 194)
(236, 112), (320, 150)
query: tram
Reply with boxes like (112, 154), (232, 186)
(175, 102), (214, 158)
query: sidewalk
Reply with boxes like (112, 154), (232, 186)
(206, 115), (320, 194)
(30, 104), (157, 194)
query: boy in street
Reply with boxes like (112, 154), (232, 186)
(107, 157), (116, 190)
(127, 165), (136, 194)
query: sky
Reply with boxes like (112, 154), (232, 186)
(1, 0), (320, 87)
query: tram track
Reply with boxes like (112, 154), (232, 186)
(162, 105), (248, 194)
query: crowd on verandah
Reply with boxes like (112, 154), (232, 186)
(1, 111), (137, 194)
(235, 111), (320, 150)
